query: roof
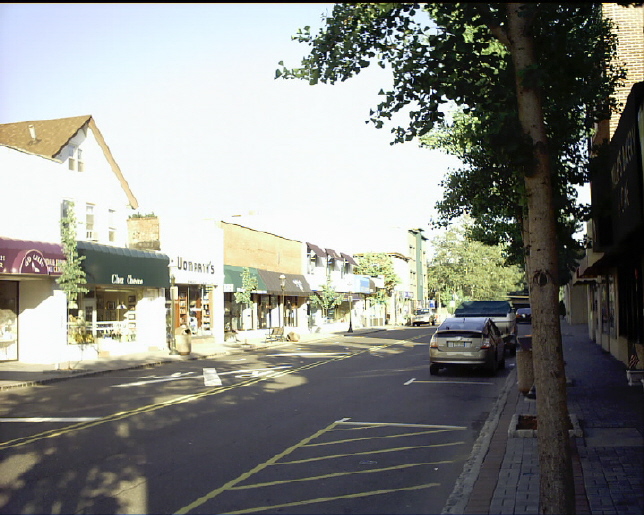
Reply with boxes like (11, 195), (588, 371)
(0, 115), (138, 209)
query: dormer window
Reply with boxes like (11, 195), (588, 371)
(68, 145), (84, 172)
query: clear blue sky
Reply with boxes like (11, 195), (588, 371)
(0, 3), (461, 250)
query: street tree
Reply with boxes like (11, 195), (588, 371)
(277, 4), (623, 511)
(310, 277), (343, 319)
(57, 201), (89, 307)
(427, 220), (524, 307)
(355, 253), (400, 314)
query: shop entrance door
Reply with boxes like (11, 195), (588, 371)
(0, 281), (18, 361)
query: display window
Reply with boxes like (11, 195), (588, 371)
(69, 287), (139, 343)
(0, 281), (18, 360)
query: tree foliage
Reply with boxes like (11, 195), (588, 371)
(277, 3), (623, 287)
(427, 219), (524, 305)
(57, 201), (88, 304)
(310, 277), (343, 317)
(353, 252), (399, 296)
(233, 267), (258, 306)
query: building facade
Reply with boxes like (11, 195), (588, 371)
(0, 116), (169, 363)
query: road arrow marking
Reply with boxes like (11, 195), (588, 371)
(203, 368), (222, 386)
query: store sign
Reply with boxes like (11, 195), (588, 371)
(170, 255), (218, 285)
(0, 240), (65, 276)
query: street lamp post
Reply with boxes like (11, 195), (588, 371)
(169, 275), (179, 355)
(347, 294), (353, 333)
(279, 274), (285, 329)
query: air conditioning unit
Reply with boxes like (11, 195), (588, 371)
(86, 230), (98, 241)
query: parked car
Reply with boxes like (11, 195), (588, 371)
(429, 317), (506, 375)
(412, 308), (435, 326)
(516, 307), (532, 323)
(454, 300), (517, 354)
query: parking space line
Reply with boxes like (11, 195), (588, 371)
(174, 419), (342, 514)
(277, 441), (465, 465)
(223, 482), (441, 515)
(336, 420), (467, 430)
(230, 461), (454, 491)
(413, 381), (494, 385)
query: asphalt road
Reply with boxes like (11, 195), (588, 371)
(0, 327), (515, 515)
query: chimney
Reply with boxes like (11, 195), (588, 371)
(28, 125), (37, 141)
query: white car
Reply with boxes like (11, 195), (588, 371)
(412, 308), (435, 326)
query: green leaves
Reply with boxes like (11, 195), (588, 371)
(233, 267), (258, 306)
(57, 201), (89, 304)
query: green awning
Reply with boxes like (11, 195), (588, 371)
(224, 265), (267, 293)
(77, 241), (170, 288)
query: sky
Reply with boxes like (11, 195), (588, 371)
(0, 3), (462, 253)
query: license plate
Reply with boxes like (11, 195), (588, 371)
(447, 341), (470, 348)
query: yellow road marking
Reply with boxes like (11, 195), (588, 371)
(277, 441), (465, 465)
(224, 482), (440, 514)
(304, 428), (457, 447)
(230, 460), (454, 490)
(174, 419), (342, 514)
(1, 344), (395, 451)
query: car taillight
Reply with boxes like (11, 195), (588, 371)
(480, 338), (492, 349)
(430, 335), (438, 348)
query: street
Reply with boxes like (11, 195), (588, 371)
(0, 327), (516, 515)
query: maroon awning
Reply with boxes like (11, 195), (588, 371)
(0, 237), (66, 276)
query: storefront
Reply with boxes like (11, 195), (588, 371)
(75, 241), (170, 355)
(257, 270), (312, 330)
(0, 237), (66, 362)
(167, 253), (224, 340)
(223, 265), (266, 331)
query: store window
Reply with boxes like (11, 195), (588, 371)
(0, 281), (19, 360)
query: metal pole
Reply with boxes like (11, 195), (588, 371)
(347, 295), (353, 333)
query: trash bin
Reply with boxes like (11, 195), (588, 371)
(516, 335), (534, 395)
(175, 326), (192, 356)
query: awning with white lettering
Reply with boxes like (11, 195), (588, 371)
(258, 270), (312, 296)
(77, 241), (170, 288)
(0, 237), (65, 276)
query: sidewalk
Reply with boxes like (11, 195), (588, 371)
(0, 326), (388, 391)
(459, 320), (644, 515)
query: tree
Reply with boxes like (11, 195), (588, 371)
(277, 4), (622, 511)
(57, 201), (88, 307)
(233, 267), (258, 307)
(310, 277), (343, 319)
(234, 267), (258, 330)
(427, 219), (524, 307)
(353, 253), (399, 296)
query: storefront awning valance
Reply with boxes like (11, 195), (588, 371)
(224, 265), (267, 293)
(258, 270), (312, 296)
(77, 241), (170, 288)
(0, 237), (65, 276)
(306, 242), (327, 258)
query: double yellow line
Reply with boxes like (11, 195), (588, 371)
(0, 341), (402, 451)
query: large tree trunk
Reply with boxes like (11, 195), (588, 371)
(507, 4), (575, 514)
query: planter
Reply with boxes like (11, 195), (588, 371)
(508, 413), (583, 438)
(626, 369), (644, 386)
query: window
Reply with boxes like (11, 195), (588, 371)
(85, 204), (97, 240)
(61, 199), (73, 219)
(108, 209), (116, 242)
(67, 145), (84, 171)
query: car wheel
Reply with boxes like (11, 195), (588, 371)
(429, 363), (440, 375)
